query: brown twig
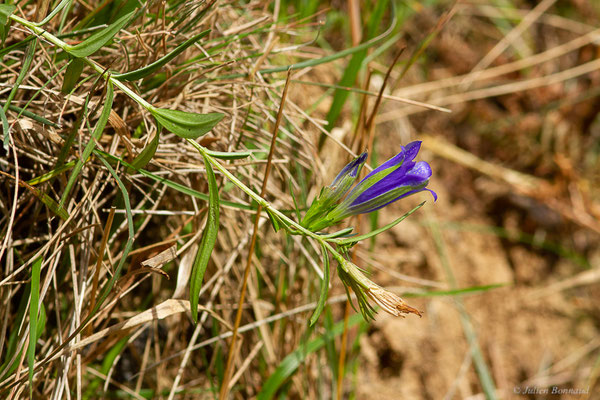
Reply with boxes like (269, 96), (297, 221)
(218, 68), (293, 400)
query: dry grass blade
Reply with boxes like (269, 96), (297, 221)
(219, 68), (293, 400)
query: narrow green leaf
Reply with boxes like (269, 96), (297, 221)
(35, 0), (70, 26)
(93, 149), (253, 210)
(325, 0), (390, 134)
(0, 3), (16, 45)
(113, 29), (210, 81)
(28, 186), (70, 220)
(130, 129), (160, 170)
(403, 283), (508, 298)
(190, 153), (220, 322)
(149, 107), (224, 139)
(27, 161), (76, 186)
(333, 202), (425, 246)
(205, 149), (251, 160)
(309, 244), (330, 326)
(61, 57), (85, 93)
(257, 314), (363, 400)
(60, 81), (114, 207)
(265, 208), (281, 232)
(318, 227), (354, 239)
(2, 103), (59, 127)
(94, 155), (135, 313)
(0, 4), (16, 25)
(288, 178), (302, 222)
(0, 105), (9, 150)
(3, 40), (37, 114)
(66, 11), (134, 58)
(28, 256), (42, 394)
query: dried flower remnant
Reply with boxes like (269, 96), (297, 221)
(366, 286), (422, 318)
(337, 258), (421, 319)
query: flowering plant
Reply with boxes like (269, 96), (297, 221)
(297, 141), (436, 320)
(302, 141), (436, 231)
(187, 139), (435, 322)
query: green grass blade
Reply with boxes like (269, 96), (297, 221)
(60, 81), (114, 207)
(113, 29), (210, 81)
(66, 11), (134, 58)
(0, 105), (8, 150)
(324, 0), (391, 134)
(148, 107), (224, 139)
(36, 0), (71, 26)
(27, 186), (70, 220)
(0, 3), (15, 44)
(93, 155), (135, 313)
(2, 103), (59, 127)
(257, 313), (363, 400)
(3, 39), (37, 114)
(334, 202), (425, 246)
(404, 283), (508, 298)
(190, 152), (220, 323)
(27, 161), (76, 186)
(28, 256), (42, 395)
(93, 149), (253, 210)
(309, 244), (330, 326)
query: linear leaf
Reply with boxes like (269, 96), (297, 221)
(60, 81), (114, 207)
(190, 152), (220, 323)
(149, 107), (224, 139)
(2, 103), (59, 127)
(27, 161), (75, 186)
(0, 105), (8, 150)
(324, 0), (390, 134)
(3, 39), (37, 114)
(333, 202), (425, 246)
(93, 149), (252, 210)
(28, 256), (42, 394)
(403, 283), (508, 298)
(205, 149), (251, 160)
(36, 0), (71, 26)
(113, 29), (210, 81)
(265, 208), (281, 232)
(27, 185), (70, 220)
(130, 128), (160, 170)
(309, 244), (330, 326)
(66, 11), (134, 58)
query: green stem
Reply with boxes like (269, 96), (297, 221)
(9, 14), (152, 109)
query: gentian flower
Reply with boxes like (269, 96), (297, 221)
(306, 141), (436, 231)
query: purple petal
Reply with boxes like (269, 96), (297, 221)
(331, 151), (368, 186)
(402, 141), (422, 162)
(425, 188), (438, 202)
(352, 161), (431, 206)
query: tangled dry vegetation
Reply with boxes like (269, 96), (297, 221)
(1, 0), (600, 399)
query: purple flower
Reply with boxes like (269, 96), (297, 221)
(325, 141), (436, 223)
